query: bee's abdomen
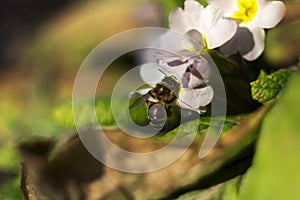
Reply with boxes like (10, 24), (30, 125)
(148, 104), (167, 131)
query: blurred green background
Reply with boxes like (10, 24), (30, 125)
(0, 0), (299, 199)
(0, 0), (164, 198)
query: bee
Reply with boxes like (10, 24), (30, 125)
(129, 70), (213, 131)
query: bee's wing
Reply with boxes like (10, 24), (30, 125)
(178, 86), (214, 113)
(129, 94), (149, 110)
(129, 88), (150, 98)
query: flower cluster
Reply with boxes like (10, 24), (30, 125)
(170, 0), (285, 61)
(208, 0), (285, 60)
(140, 0), (285, 113)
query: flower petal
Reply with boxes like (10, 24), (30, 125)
(206, 0), (237, 16)
(181, 72), (191, 88)
(189, 56), (211, 81)
(199, 5), (222, 34)
(243, 26), (265, 61)
(188, 74), (206, 89)
(159, 62), (188, 81)
(169, 8), (191, 33)
(178, 86), (214, 111)
(219, 27), (254, 56)
(156, 50), (190, 80)
(185, 0), (204, 14)
(184, 0), (204, 28)
(140, 63), (164, 86)
(255, 1), (285, 29)
(206, 17), (237, 49)
(186, 29), (205, 47)
(159, 30), (198, 53)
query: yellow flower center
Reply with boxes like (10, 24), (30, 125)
(203, 35), (208, 49)
(232, 0), (258, 24)
(184, 45), (196, 52)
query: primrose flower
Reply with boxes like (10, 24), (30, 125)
(142, 29), (212, 90)
(207, 0), (285, 60)
(138, 63), (214, 113)
(156, 50), (211, 89)
(169, 0), (237, 49)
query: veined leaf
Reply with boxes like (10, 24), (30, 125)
(250, 69), (294, 103)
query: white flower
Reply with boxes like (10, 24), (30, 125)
(137, 63), (214, 113)
(142, 29), (211, 90)
(156, 50), (211, 89)
(169, 0), (237, 49)
(207, 0), (285, 61)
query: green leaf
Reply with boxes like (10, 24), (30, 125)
(240, 72), (300, 200)
(53, 97), (120, 129)
(0, 177), (23, 200)
(250, 69), (294, 103)
(128, 94), (151, 127)
(161, 101), (275, 199)
(206, 49), (260, 114)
